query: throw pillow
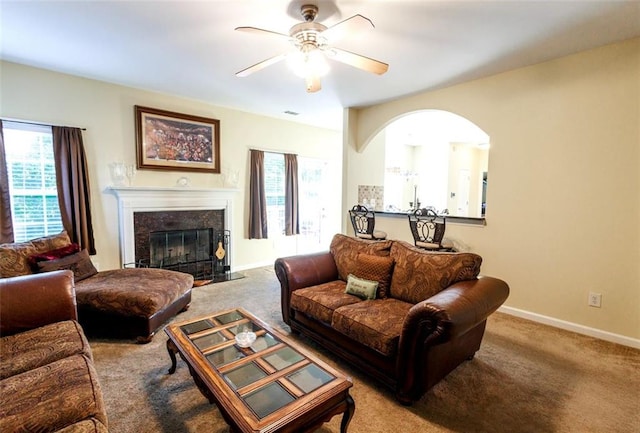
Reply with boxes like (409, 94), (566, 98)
(0, 241), (37, 277)
(345, 274), (378, 300)
(354, 253), (394, 298)
(36, 249), (98, 282)
(28, 243), (80, 268)
(30, 230), (72, 254)
(389, 240), (482, 304)
(330, 233), (392, 282)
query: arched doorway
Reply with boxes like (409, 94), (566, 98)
(381, 110), (489, 218)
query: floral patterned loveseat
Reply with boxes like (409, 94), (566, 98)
(0, 231), (193, 342)
(275, 233), (510, 405)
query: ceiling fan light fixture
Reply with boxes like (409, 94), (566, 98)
(235, 4), (387, 92)
(286, 47), (330, 78)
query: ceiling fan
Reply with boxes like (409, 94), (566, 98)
(235, 4), (389, 93)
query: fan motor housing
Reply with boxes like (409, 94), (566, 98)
(301, 4), (319, 22)
(290, 22), (327, 45)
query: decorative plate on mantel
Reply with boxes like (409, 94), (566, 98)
(176, 176), (191, 187)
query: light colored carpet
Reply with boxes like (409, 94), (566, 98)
(89, 267), (640, 433)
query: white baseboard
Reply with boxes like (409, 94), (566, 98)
(498, 306), (640, 349)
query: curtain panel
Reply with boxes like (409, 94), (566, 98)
(284, 153), (299, 236)
(0, 122), (14, 243)
(248, 149), (268, 239)
(52, 126), (96, 254)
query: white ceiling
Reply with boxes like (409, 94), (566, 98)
(1, 0), (639, 131)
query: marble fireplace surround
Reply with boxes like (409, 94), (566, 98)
(109, 187), (236, 268)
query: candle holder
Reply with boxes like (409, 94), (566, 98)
(125, 164), (137, 186)
(109, 162), (127, 187)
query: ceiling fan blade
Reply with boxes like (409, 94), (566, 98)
(328, 48), (389, 75)
(236, 53), (287, 77)
(321, 14), (374, 44)
(305, 75), (321, 93)
(235, 26), (290, 40)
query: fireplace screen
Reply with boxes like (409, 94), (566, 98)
(149, 228), (210, 267)
(145, 229), (230, 280)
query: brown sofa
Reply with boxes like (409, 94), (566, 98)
(0, 231), (193, 342)
(0, 270), (109, 432)
(275, 234), (510, 405)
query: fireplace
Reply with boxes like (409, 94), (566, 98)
(133, 208), (224, 265)
(110, 186), (240, 282)
(149, 228), (213, 268)
(131, 208), (227, 280)
(144, 228), (230, 280)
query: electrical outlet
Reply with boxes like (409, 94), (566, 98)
(588, 292), (602, 308)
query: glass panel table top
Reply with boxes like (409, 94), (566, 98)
(167, 308), (351, 425)
(207, 345), (245, 367)
(225, 362), (268, 390)
(251, 333), (279, 352)
(287, 364), (334, 394)
(262, 346), (304, 371)
(228, 321), (260, 335)
(180, 319), (214, 335)
(244, 382), (296, 419)
(193, 331), (227, 351)
(215, 310), (245, 324)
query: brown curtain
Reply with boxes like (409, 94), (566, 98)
(248, 149), (268, 239)
(52, 126), (96, 254)
(284, 153), (299, 236)
(0, 122), (14, 243)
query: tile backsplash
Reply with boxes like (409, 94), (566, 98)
(357, 185), (384, 211)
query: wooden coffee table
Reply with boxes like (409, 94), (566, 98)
(165, 308), (355, 433)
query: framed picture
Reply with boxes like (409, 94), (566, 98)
(135, 105), (220, 173)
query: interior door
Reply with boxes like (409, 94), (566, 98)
(457, 169), (470, 216)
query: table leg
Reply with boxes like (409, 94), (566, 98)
(340, 394), (355, 433)
(166, 339), (178, 374)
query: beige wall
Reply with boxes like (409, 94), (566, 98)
(346, 38), (640, 343)
(1, 61), (343, 272)
(2, 38), (638, 345)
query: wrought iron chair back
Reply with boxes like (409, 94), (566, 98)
(408, 208), (446, 250)
(348, 204), (386, 240)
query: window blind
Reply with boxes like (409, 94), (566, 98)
(3, 121), (63, 242)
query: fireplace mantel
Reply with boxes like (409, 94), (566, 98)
(109, 186), (238, 267)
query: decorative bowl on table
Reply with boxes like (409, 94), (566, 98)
(235, 331), (256, 348)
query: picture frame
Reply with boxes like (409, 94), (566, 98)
(135, 105), (220, 173)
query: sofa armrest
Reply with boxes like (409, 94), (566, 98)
(394, 276), (509, 403)
(401, 276), (509, 345)
(0, 270), (78, 336)
(274, 251), (339, 324)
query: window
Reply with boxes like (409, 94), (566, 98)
(263, 152), (330, 252)
(264, 152), (285, 235)
(298, 157), (326, 238)
(3, 121), (63, 242)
